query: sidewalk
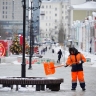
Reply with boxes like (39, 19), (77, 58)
(0, 48), (96, 96)
(0, 63), (96, 96)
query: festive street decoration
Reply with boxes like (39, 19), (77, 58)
(10, 35), (22, 55)
(0, 42), (6, 56)
(10, 35), (30, 55)
(17, 56), (55, 64)
(0, 40), (11, 56)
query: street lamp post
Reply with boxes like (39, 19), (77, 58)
(21, 0), (26, 81)
(28, 0), (41, 69)
(28, 0), (33, 69)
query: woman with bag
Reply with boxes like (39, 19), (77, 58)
(65, 47), (86, 91)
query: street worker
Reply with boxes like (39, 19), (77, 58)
(65, 47), (86, 91)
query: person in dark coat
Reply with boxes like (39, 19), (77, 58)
(52, 49), (54, 53)
(57, 49), (63, 63)
(89, 47), (92, 53)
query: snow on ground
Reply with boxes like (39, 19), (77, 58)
(0, 45), (96, 92)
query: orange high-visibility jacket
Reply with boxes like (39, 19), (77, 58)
(66, 53), (86, 72)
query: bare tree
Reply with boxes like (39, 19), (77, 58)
(58, 23), (66, 45)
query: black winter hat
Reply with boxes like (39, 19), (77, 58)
(69, 47), (75, 54)
(69, 47), (79, 55)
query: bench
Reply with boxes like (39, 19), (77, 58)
(0, 77), (64, 91)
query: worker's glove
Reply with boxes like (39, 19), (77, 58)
(79, 60), (84, 64)
(64, 65), (68, 67)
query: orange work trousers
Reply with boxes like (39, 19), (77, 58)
(71, 71), (85, 83)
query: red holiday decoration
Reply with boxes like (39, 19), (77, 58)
(20, 35), (23, 45)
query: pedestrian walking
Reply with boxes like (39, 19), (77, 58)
(64, 47), (86, 91)
(45, 46), (47, 51)
(89, 47), (92, 53)
(52, 49), (54, 53)
(43, 48), (45, 54)
(57, 49), (63, 63)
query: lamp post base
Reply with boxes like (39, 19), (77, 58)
(21, 64), (26, 77)
(28, 66), (32, 70)
(21, 63), (26, 87)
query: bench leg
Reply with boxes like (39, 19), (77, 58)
(46, 85), (49, 88)
(50, 84), (60, 91)
(2, 84), (11, 87)
(36, 85), (40, 91)
(40, 85), (45, 91)
(46, 84), (51, 89)
(16, 85), (18, 91)
(11, 85), (13, 90)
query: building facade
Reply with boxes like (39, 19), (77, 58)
(0, 0), (29, 37)
(40, 0), (68, 42)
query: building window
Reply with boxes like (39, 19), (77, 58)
(42, 5), (44, 8)
(65, 5), (67, 9)
(50, 5), (51, 8)
(55, 26), (57, 29)
(3, 2), (4, 5)
(41, 11), (45, 15)
(2, 15), (4, 18)
(55, 14), (57, 16)
(55, 8), (57, 11)
(3, 11), (4, 14)
(65, 16), (68, 19)
(46, 5), (48, 8)
(41, 16), (44, 20)
(55, 20), (57, 22)
(3, 6), (4, 9)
